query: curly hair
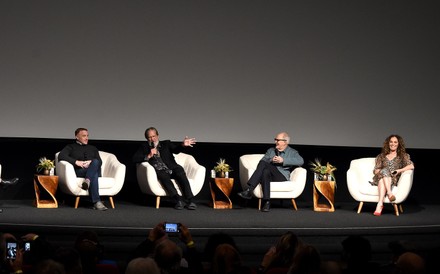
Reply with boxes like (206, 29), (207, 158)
(381, 134), (407, 158)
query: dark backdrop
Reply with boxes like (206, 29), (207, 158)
(1, 137), (436, 206)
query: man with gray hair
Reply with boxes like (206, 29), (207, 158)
(238, 132), (304, 212)
(125, 257), (160, 274)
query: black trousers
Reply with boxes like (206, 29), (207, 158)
(247, 160), (286, 200)
(156, 165), (194, 201)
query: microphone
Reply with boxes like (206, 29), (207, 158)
(149, 142), (159, 158)
(275, 149), (280, 156)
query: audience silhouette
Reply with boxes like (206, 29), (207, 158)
(339, 235), (380, 274)
(287, 244), (321, 274)
(258, 231), (301, 273)
(125, 257), (160, 274)
(2, 228), (439, 274)
(209, 243), (253, 274)
(202, 232), (239, 271)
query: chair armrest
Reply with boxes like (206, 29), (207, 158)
(346, 168), (361, 193)
(174, 153), (206, 195)
(186, 161), (206, 195)
(182, 156), (204, 180)
(102, 155), (126, 184)
(290, 167), (307, 184)
(56, 160), (80, 195)
(239, 154), (263, 190)
(394, 169), (414, 202)
(136, 162), (165, 194)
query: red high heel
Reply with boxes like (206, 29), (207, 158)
(374, 205), (383, 216)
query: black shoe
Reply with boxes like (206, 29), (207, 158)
(186, 202), (197, 210)
(262, 201), (270, 212)
(175, 200), (185, 210)
(81, 179), (90, 190)
(238, 188), (253, 199)
(0, 178), (19, 188)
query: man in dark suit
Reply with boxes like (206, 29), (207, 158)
(132, 127), (197, 210)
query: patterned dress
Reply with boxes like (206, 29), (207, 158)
(370, 153), (413, 186)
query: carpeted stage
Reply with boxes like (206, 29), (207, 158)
(2, 198), (440, 267)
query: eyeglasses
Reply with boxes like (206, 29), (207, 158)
(274, 138), (287, 142)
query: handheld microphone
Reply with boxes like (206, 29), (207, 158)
(275, 149), (280, 156)
(149, 142), (155, 149)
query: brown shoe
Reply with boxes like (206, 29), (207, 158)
(388, 194), (396, 202)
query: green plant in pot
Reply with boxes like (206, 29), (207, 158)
(214, 158), (232, 178)
(309, 158), (336, 184)
(36, 157), (55, 175)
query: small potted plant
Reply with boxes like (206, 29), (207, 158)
(213, 158), (232, 178)
(36, 157), (55, 175)
(309, 158), (336, 182)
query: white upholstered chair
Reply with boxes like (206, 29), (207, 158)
(55, 151), (126, 209)
(136, 152), (206, 208)
(346, 157), (414, 216)
(239, 154), (307, 210)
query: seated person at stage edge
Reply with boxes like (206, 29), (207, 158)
(238, 131), (304, 212)
(370, 134), (414, 216)
(58, 127), (108, 211)
(132, 127), (198, 210)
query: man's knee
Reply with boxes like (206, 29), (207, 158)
(156, 172), (172, 182)
(172, 166), (187, 178)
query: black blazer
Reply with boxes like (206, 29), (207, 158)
(132, 140), (185, 169)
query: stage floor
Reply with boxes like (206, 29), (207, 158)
(2, 199), (440, 267)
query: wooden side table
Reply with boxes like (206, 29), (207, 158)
(313, 180), (335, 212)
(210, 178), (234, 209)
(34, 175), (59, 208)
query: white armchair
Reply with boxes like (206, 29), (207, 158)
(136, 153), (206, 208)
(239, 154), (307, 210)
(55, 151), (126, 209)
(346, 157), (414, 216)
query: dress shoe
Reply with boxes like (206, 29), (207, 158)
(0, 178), (19, 188)
(373, 205), (383, 216)
(262, 201), (270, 212)
(175, 200), (185, 210)
(93, 201), (108, 211)
(81, 179), (90, 190)
(186, 202), (197, 210)
(238, 188), (253, 199)
(388, 193), (396, 202)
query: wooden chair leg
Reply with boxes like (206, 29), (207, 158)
(393, 204), (400, 216)
(399, 204), (404, 213)
(108, 196), (115, 209)
(155, 196), (160, 209)
(357, 202), (363, 213)
(258, 199), (262, 210)
(74, 197), (80, 209)
(291, 198), (298, 210)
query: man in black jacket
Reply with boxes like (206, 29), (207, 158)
(132, 127), (197, 210)
(58, 128), (108, 211)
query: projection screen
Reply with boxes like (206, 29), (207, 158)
(1, 0), (438, 149)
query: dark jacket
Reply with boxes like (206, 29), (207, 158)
(132, 140), (185, 169)
(58, 142), (102, 170)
